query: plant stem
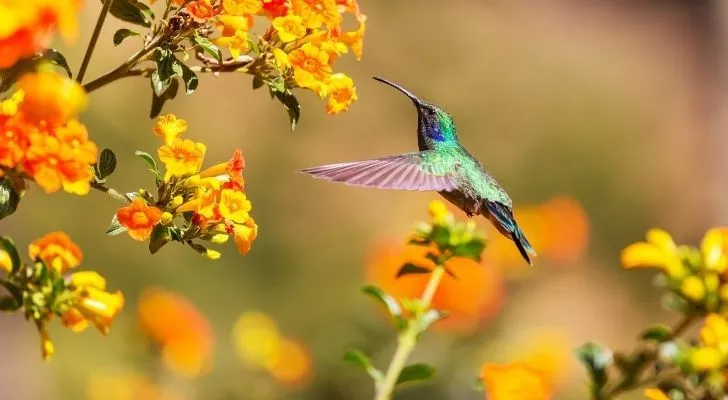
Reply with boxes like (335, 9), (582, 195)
(77, 0), (114, 83)
(90, 181), (131, 203)
(374, 265), (446, 400)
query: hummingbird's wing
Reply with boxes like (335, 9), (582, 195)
(300, 151), (459, 191)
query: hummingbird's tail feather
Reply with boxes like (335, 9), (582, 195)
(483, 200), (536, 266)
(300, 153), (459, 192)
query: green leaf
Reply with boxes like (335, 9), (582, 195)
(107, 0), (154, 28)
(362, 285), (402, 319)
(396, 263), (431, 278)
(113, 28), (140, 46)
(151, 48), (175, 96)
(97, 148), (117, 180)
(247, 38), (260, 55)
(575, 342), (612, 396)
(640, 324), (673, 343)
(396, 363), (436, 386)
(252, 76), (264, 90)
(149, 77), (179, 118)
(173, 58), (198, 94)
(134, 150), (161, 176)
(148, 225), (171, 254)
(430, 225), (450, 247)
(343, 349), (383, 382)
(0, 237), (21, 273)
(0, 179), (21, 220)
(106, 214), (127, 236)
(418, 309), (448, 333)
(0, 295), (20, 312)
(37, 49), (72, 78)
(453, 239), (485, 261)
(193, 35), (222, 62)
(272, 90), (301, 131)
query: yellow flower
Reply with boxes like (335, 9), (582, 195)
(644, 388), (670, 400)
(233, 311), (281, 367)
(620, 228), (687, 278)
(158, 138), (206, 180)
(289, 43), (332, 96)
(63, 272), (125, 335)
(272, 14), (306, 43)
(219, 189), (251, 223)
(690, 347), (722, 371)
(273, 48), (291, 69)
(0, 250), (11, 273)
(215, 29), (250, 59)
(28, 231), (83, 274)
(152, 114), (187, 145)
(291, 0), (341, 29)
(234, 218), (258, 255)
(265, 338), (313, 387)
(0, 90), (24, 115)
(325, 73), (357, 114)
(17, 71), (87, 124)
(340, 17), (366, 61)
(681, 276), (706, 302)
(480, 363), (551, 400)
(39, 324), (54, 361)
(222, 0), (262, 15)
(701, 227), (728, 273)
(700, 314), (728, 354)
(427, 199), (451, 225)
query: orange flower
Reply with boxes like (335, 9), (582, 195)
(340, 18), (366, 61)
(186, 0), (219, 22)
(138, 287), (213, 377)
(23, 132), (95, 194)
(262, 0), (289, 17)
(0, 0), (81, 69)
(54, 119), (98, 164)
(234, 218), (258, 255)
(0, 113), (31, 168)
(366, 242), (505, 332)
(28, 231), (82, 273)
(222, 0), (261, 16)
(116, 198), (163, 241)
(158, 138), (206, 180)
(291, 0), (341, 29)
(266, 339), (313, 387)
(480, 363), (552, 400)
(16, 71), (87, 124)
(289, 43), (332, 95)
(62, 271), (125, 335)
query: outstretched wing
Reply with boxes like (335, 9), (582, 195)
(300, 151), (459, 191)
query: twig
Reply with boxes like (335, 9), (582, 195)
(90, 181), (132, 203)
(77, 0), (114, 83)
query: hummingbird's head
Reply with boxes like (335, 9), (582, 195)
(372, 76), (457, 143)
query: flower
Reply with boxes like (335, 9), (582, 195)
(272, 48), (291, 69)
(0, 250), (12, 273)
(38, 324), (54, 361)
(28, 231), (82, 273)
(340, 18), (366, 61)
(289, 43), (332, 95)
(620, 228), (687, 278)
(138, 287), (213, 377)
(116, 198), (163, 241)
(186, 0), (219, 21)
(0, 0), (81, 68)
(325, 73), (357, 114)
(87, 372), (166, 400)
(62, 271), (125, 335)
(690, 347), (722, 371)
(480, 363), (552, 400)
(643, 389), (670, 400)
(218, 188), (251, 223)
(23, 132), (96, 194)
(367, 242), (505, 332)
(234, 218), (258, 255)
(291, 0), (341, 29)
(222, 0), (262, 15)
(17, 71), (87, 124)
(262, 0), (289, 17)
(700, 314), (728, 354)
(158, 138), (206, 180)
(266, 338), (313, 387)
(272, 14), (306, 43)
(152, 114), (188, 145)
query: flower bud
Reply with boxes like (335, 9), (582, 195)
(161, 212), (173, 225)
(210, 234), (229, 244)
(205, 250), (221, 260)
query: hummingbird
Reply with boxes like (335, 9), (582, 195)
(300, 77), (536, 265)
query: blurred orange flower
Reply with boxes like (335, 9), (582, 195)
(28, 231), (82, 273)
(484, 196), (589, 272)
(0, 250), (12, 272)
(366, 242), (505, 332)
(17, 71), (87, 123)
(508, 330), (571, 390)
(266, 338), (313, 388)
(0, 0), (81, 69)
(480, 363), (552, 400)
(116, 198), (163, 241)
(87, 371), (173, 400)
(138, 287), (214, 378)
(62, 271), (125, 335)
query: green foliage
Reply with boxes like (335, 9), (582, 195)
(134, 150), (162, 181)
(396, 263), (431, 278)
(193, 35), (222, 62)
(575, 342), (612, 398)
(106, 0), (154, 28)
(113, 28), (140, 46)
(106, 215), (127, 236)
(148, 225), (172, 254)
(640, 324), (673, 343)
(361, 285), (406, 331)
(149, 78), (179, 118)
(0, 178), (21, 220)
(343, 350), (383, 383)
(396, 363), (436, 386)
(95, 148), (117, 181)
(0, 236), (21, 273)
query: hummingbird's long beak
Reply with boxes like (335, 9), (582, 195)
(372, 76), (422, 105)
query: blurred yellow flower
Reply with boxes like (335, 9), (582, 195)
(0, 250), (11, 273)
(273, 14), (306, 43)
(620, 228), (686, 279)
(218, 188), (251, 223)
(28, 231), (82, 274)
(644, 388), (669, 400)
(158, 138), (206, 180)
(681, 275), (706, 302)
(325, 73), (357, 115)
(511, 331), (570, 388)
(700, 314), (728, 354)
(63, 271), (125, 335)
(702, 228), (728, 273)
(690, 347), (722, 371)
(87, 371), (168, 400)
(138, 287), (214, 378)
(223, 0), (262, 15)
(480, 363), (552, 400)
(266, 338), (313, 387)
(152, 114), (187, 145)
(17, 71), (87, 124)
(233, 311), (282, 367)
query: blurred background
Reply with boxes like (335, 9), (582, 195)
(3, 0), (728, 398)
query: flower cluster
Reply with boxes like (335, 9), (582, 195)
(0, 233), (124, 361)
(137, 287), (214, 377)
(480, 363), (552, 400)
(0, 0), (80, 68)
(112, 114), (258, 259)
(0, 71), (95, 195)
(232, 311), (313, 387)
(621, 228), (728, 312)
(179, 0), (365, 115)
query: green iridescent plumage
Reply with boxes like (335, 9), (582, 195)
(301, 77), (536, 265)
